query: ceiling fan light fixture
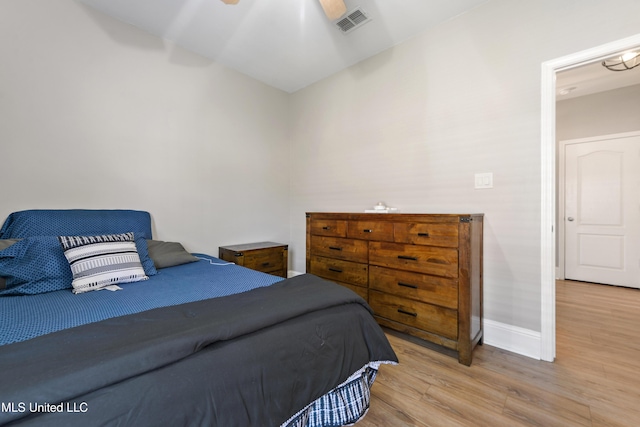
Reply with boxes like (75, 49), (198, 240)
(602, 51), (640, 71)
(318, 0), (347, 21)
(219, 0), (239, 4)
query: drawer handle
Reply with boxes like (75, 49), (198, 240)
(328, 268), (343, 273)
(397, 308), (417, 317)
(262, 262), (271, 267)
(363, 229), (373, 233)
(329, 246), (343, 251)
(398, 282), (418, 289)
(322, 226), (331, 230)
(397, 255), (418, 261)
(418, 232), (430, 237)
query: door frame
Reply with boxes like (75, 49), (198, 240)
(540, 33), (640, 362)
(557, 131), (640, 281)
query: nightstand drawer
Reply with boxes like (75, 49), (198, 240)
(310, 235), (368, 263)
(243, 250), (284, 274)
(369, 290), (458, 340)
(369, 242), (458, 278)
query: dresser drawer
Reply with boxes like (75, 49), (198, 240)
(309, 255), (368, 286)
(369, 242), (458, 278)
(369, 266), (458, 309)
(347, 220), (394, 241)
(310, 236), (368, 263)
(243, 250), (284, 274)
(333, 280), (368, 301)
(394, 222), (458, 247)
(369, 290), (458, 340)
(310, 219), (347, 237)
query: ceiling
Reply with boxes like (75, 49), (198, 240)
(79, 0), (488, 93)
(556, 52), (640, 100)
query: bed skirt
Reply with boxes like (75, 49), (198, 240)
(283, 361), (395, 427)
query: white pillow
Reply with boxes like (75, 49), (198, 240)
(58, 232), (148, 294)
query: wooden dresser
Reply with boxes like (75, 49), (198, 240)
(306, 212), (483, 365)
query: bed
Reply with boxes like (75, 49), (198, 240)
(0, 209), (397, 427)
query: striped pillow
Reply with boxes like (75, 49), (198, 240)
(58, 232), (148, 294)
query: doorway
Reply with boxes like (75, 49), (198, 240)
(540, 33), (640, 362)
(558, 132), (640, 289)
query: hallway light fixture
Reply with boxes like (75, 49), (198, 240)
(602, 51), (640, 71)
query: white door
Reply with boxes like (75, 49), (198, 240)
(564, 133), (640, 288)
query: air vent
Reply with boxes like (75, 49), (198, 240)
(334, 7), (372, 34)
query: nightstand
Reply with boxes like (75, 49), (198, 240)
(218, 241), (288, 278)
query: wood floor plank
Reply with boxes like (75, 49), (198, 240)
(365, 383), (431, 427)
(502, 396), (590, 427)
(589, 400), (640, 427)
(358, 280), (640, 426)
(420, 385), (525, 427)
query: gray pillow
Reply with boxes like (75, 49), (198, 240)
(146, 240), (199, 269)
(0, 239), (21, 290)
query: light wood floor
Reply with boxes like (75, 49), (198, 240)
(360, 280), (640, 426)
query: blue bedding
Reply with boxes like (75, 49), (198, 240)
(0, 209), (153, 240)
(0, 209), (398, 427)
(0, 254), (282, 346)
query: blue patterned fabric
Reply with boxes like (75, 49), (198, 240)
(0, 235), (154, 296)
(0, 209), (153, 240)
(283, 365), (382, 427)
(0, 210), (156, 277)
(133, 234), (157, 276)
(0, 236), (73, 296)
(0, 255), (283, 346)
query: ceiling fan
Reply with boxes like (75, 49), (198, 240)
(219, 0), (347, 21)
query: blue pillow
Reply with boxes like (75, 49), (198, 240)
(0, 234), (156, 296)
(133, 233), (157, 277)
(0, 210), (156, 277)
(0, 236), (73, 295)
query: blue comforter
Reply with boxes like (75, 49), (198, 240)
(0, 255), (282, 346)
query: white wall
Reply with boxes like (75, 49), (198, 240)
(3, 0), (640, 356)
(289, 0), (640, 337)
(557, 83), (640, 142)
(0, 0), (290, 255)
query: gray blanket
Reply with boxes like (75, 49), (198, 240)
(0, 274), (397, 426)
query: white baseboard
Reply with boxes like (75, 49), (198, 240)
(285, 274), (542, 361)
(287, 270), (305, 278)
(482, 319), (541, 360)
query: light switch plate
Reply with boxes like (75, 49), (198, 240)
(475, 173), (493, 189)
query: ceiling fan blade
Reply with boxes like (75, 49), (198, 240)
(318, 0), (347, 21)
(220, 0), (239, 4)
